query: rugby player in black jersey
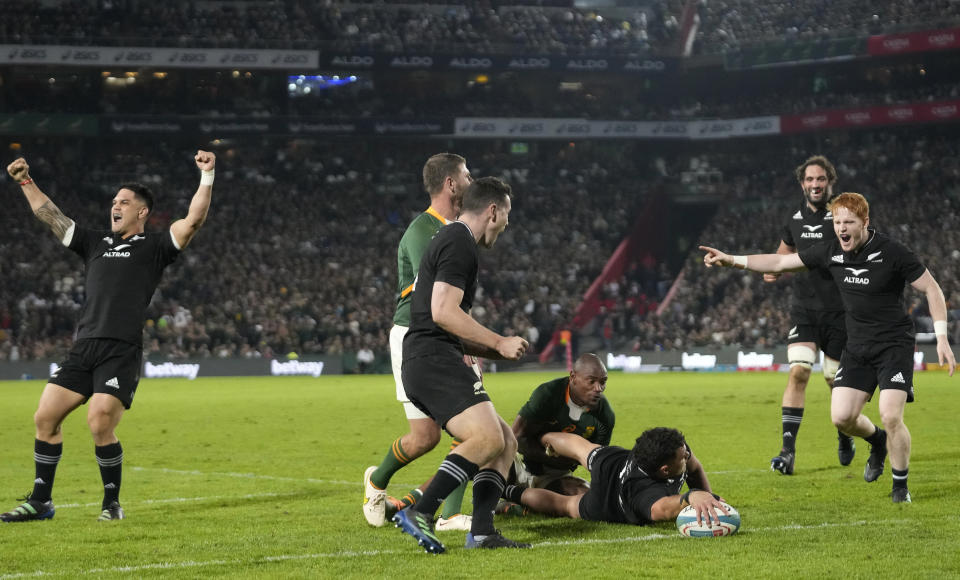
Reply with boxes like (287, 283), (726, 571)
(701, 192), (955, 503)
(500, 427), (727, 528)
(2, 151), (215, 522)
(764, 156), (854, 475)
(392, 177), (529, 553)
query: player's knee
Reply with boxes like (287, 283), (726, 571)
(33, 409), (61, 438)
(86, 408), (118, 440)
(787, 345), (816, 377)
(405, 429), (441, 456)
(878, 409), (905, 432)
(501, 429), (518, 458)
(830, 411), (857, 432)
(477, 429), (507, 463)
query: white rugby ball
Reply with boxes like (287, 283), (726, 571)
(676, 502), (740, 537)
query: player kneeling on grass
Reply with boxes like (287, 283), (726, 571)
(499, 353), (613, 516)
(1, 151), (215, 523)
(502, 428), (728, 528)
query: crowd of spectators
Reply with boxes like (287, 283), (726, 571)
(0, 0), (671, 56)
(0, 138), (650, 367)
(4, 125), (960, 368)
(4, 1), (960, 367)
(603, 125), (960, 352)
(4, 0), (959, 58)
(693, 0), (960, 54)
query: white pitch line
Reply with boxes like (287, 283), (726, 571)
(130, 465), (762, 486)
(54, 491), (294, 509)
(0, 518), (914, 579)
(129, 466), (359, 486)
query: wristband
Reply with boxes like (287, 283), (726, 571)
(732, 255), (747, 269)
(200, 169), (215, 186)
(934, 320), (948, 337)
(19, 178), (33, 186)
(682, 488), (720, 504)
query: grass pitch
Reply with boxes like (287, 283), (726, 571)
(1, 370), (958, 578)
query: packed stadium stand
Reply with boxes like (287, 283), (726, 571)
(3, 0), (960, 370)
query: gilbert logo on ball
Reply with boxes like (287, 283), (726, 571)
(676, 502), (740, 537)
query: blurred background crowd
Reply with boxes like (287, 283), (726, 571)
(2, 0), (960, 371)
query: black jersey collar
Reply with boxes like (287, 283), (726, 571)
(800, 200), (830, 219)
(846, 226), (878, 259)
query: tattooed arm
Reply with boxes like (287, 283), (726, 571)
(7, 157), (75, 240)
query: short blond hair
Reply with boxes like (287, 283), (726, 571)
(422, 153), (466, 196)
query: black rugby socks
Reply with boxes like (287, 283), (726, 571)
(31, 440), (62, 503)
(96, 441), (124, 508)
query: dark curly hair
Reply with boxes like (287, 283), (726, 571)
(630, 427), (686, 474)
(794, 155), (837, 186)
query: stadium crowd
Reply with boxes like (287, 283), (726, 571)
(693, 0), (960, 54)
(3, 124), (960, 366)
(615, 126), (960, 351)
(0, 138), (647, 366)
(4, 0), (960, 58)
(0, 0), (670, 56)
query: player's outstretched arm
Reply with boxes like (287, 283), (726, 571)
(650, 489), (727, 526)
(699, 245), (806, 273)
(763, 240), (796, 283)
(7, 157), (75, 240)
(911, 269), (957, 376)
(685, 451), (714, 494)
(170, 150), (215, 249)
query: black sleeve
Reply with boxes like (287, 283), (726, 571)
(891, 240), (926, 284)
(626, 479), (674, 524)
(66, 225), (97, 261)
(780, 220), (795, 247)
(433, 234), (475, 291)
(798, 239), (829, 271)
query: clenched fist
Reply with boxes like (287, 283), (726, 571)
(7, 157), (29, 182)
(195, 150), (216, 171)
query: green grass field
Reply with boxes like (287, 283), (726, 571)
(1, 370), (958, 579)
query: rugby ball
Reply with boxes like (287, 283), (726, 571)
(676, 502), (740, 537)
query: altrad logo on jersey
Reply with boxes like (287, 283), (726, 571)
(843, 267), (870, 285)
(801, 224), (824, 238)
(102, 243), (133, 258)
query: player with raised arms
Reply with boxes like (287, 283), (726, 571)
(1, 150), (216, 522)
